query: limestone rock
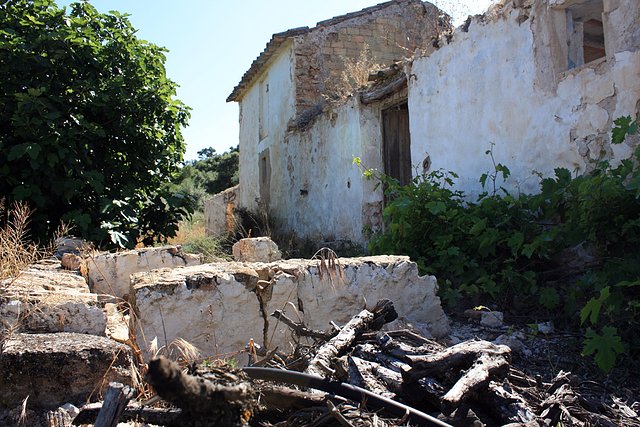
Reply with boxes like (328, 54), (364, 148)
(61, 253), (83, 270)
(480, 311), (504, 328)
(131, 263), (265, 363)
(0, 332), (133, 409)
(232, 237), (282, 262)
(0, 267), (106, 336)
(86, 245), (202, 299)
(296, 256), (450, 338)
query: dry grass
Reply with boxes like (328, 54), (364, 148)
(168, 211), (207, 245)
(329, 43), (384, 102)
(0, 200), (42, 282)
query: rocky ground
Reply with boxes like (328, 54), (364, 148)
(0, 241), (638, 426)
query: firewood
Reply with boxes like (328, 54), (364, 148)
(403, 340), (511, 415)
(94, 382), (135, 427)
(305, 300), (397, 377)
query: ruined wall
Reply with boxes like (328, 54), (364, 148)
(131, 256), (450, 362)
(270, 97), (384, 243)
(408, 0), (640, 195)
(204, 185), (238, 238)
(237, 43), (296, 211)
(293, 0), (445, 113)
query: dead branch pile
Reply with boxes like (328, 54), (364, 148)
(75, 299), (639, 427)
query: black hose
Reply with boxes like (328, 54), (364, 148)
(243, 367), (451, 427)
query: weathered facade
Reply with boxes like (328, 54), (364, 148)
(409, 0), (640, 195)
(214, 0), (640, 244)
(221, 0), (446, 242)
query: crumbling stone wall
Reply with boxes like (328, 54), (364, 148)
(292, 0), (447, 113)
(408, 0), (640, 195)
(131, 255), (450, 362)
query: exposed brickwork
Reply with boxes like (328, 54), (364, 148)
(228, 0), (449, 110)
(292, 0), (446, 112)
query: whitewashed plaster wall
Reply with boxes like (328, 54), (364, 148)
(237, 43), (296, 211)
(408, 0), (640, 196)
(272, 97), (385, 243)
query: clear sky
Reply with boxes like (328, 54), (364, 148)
(60, 0), (496, 160)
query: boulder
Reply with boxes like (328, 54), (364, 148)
(85, 245), (202, 299)
(232, 237), (282, 262)
(0, 332), (133, 409)
(480, 311), (504, 328)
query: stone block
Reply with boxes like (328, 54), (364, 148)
(296, 256), (450, 338)
(131, 263), (266, 363)
(0, 267), (106, 336)
(232, 237), (282, 263)
(86, 245), (202, 299)
(0, 332), (132, 409)
(480, 311), (504, 328)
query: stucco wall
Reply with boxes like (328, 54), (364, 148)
(272, 97), (384, 243)
(238, 43), (296, 211)
(408, 0), (640, 195)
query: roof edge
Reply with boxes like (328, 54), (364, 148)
(226, 27), (308, 102)
(227, 0), (424, 103)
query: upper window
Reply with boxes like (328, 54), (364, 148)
(259, 80), (269, 141)
(565, 0), (605, 69)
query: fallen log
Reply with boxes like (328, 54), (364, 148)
(403, 340), (511, 415)
(404, 340), (510, 381)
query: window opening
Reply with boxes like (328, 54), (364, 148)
(259, 81), (269, 140)
(566, 0), (605, 69)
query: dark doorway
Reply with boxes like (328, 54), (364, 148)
(382, 102), (412, 186)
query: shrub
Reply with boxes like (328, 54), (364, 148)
(365, 116), (640, 372)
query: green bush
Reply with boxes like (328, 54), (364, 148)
(365, 116), (640, 372)
(167, 146), (239, 211)
(0, 0), (191, 247)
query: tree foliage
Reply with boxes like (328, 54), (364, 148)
(0, 0), (191, 247)
(167, 146), (239, 211)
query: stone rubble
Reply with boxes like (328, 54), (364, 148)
(232, 237), (282, 262)
(0, 267), (106, 336)
(0, 332), (132, 409)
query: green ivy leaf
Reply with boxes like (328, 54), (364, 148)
(506, 232), (525, 256)
(612, 116), (635, 144)
(580, 286), (610, 326)
(469, 218), (487, 236)
(539, 287), (560, 310)
(582, 326), (624, 373)
(426, 201), (446, 215)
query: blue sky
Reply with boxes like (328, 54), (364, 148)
(60, 0), (495, 160)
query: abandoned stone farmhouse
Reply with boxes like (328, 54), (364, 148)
(206, 0), (640, 245)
